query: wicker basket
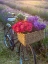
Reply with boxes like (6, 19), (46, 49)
(17, 30), (45, 46)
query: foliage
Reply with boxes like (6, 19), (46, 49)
(17, 13), (25, 21)
(20, 7), (48, 21)
(42, 37), (48, 47)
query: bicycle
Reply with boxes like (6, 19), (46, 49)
(3, 12), (37, 64)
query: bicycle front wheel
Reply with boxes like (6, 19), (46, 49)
(20, 44), (37, 64)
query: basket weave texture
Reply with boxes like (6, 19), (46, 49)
(17, 30), (45, 46)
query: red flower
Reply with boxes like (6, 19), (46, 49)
(12, 20), (33, 33)
(20, 24), (25, 32)
(15, 27), (20, 33)
(12, 23), (17, 32)
(23, 21), (33, 32)
(26, 22), (33, 32)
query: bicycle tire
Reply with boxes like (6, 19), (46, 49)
(20, 44), (24, 64)
(20, 44), (37, 64)
(4, 27), (15, 50)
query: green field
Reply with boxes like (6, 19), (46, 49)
(15, 1), (48, 20)
(2, 1), (48, 20)
(0, 1), (48, 20)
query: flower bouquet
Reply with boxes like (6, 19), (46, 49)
(12, 15), (46, 46)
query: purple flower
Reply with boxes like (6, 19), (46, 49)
(27, 16), (38, 24)
(27, 15), (46, 31)
(40, 23), (46, 30)
(34, 22), (41, 30)
(34, 22), (46, 30)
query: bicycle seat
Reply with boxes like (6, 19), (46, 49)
(7, 17), (16, 22)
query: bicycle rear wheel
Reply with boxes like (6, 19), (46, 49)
(4, 27), (15, 50)
(20, 44), (37, 64)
